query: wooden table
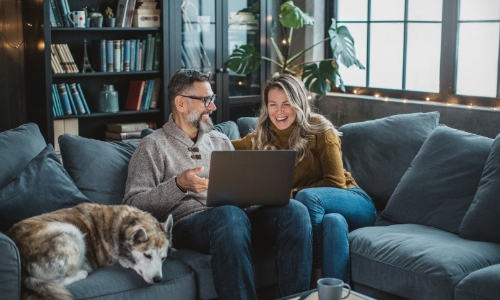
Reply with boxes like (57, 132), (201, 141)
(278, 288), (376, 300)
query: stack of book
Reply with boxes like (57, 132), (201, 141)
(124, 78), (161, 111)
(51, 44), (78, 74)
(52, 83), (91, 117)
(105, 121), (157, 142)
(48, 0), (71, 27)
(91, 33), (161, 73)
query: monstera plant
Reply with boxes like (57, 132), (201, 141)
(228, 0), (364, 95)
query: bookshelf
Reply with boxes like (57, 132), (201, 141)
(24, 0), (169, 143)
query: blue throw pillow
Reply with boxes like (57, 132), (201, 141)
(0, 144), (90, 232)
(459, 134), (500, 243)
(237, 117), (258, 137)
(381, 125), (493, 234)
(339, 112), (440, 210)
(0, 123), (46, 190)
(214, 121), (241, 140)
(59, 134), (139, 205)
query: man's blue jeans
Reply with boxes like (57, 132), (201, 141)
(295, 187), (376, 283)
(172, 200), (312, 300)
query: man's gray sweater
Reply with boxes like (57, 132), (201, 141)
(123, 115), (234, 224)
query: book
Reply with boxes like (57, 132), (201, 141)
(125, 80), (145, 110)
(125, 0), (137, 27)
(124, 40), (131, 71)
(120, 39), (124, 71)
(57, 83), (72, 115)
(52, 84), (63, 115)
(143, 79), (155, 109)
(65, 83), (78, 114)
(113, 40), (121, 72)
(145, 35), (155, 70)
(106, 121), (156, 133)
(76, 83), (91, 114)
(139, 79), (150, 110)
(115, 0), (130, 28)
(149, 78), (161, 109)
(153, 32), (161, 70)
(92, 40), (107, 72)
(106, 40), (114, 72)
(68, 83), (86, 114)
(105, 130), (142, 140)
(137, 40), (144, 71)
(130, 39), (136, 71)
(48, 0), (58, 27)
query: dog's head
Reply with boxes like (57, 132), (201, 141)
(119, 213), (173, 284)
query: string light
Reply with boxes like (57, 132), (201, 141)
(403, 99), (407, 103)
(374, 94), (380, 98)
(0, 23), (31, 49)
(307, 95), (312, 100)
(384, 97), (389, 101)
(353, 90), (357, 94)
(282, 39), (287, 45)
(238, 81), (242, 85)
(426, 97), (430, 101)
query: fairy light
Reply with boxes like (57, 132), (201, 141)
(374, 94), (380, 98)
(426, 97), (430, 101)
(447, 103), (451, 106)
(307, 95), (312, 100)
(353, 90), (358, 94)
(384, 97), (389, 101)
(238, 81), (242, 85)
(282, 39), (287, 45)
(403, 99), (407, 103)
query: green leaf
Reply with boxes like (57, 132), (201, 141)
(328, 19), (365, 69)
(280, 1), (314, 29)
(301, 61), (339, 95)
(228, 45), (262, 74)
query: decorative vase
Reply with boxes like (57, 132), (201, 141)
(97, 84), (119, 113)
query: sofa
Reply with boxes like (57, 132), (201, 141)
(0, 118), (272, 300)
(2, 111), (499, 300)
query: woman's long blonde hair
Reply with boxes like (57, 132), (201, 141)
(250, 74), (339, 163)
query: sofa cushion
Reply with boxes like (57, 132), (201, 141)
(349, 224), (500, 300)
(0, 123), (46, 190)
(67, 258), (196, 300)
(459, 134), (500, 243)
(454, 264), (500, 300)
(0, 144), (90, 232)
(338, 112), (440, 210)
(381, 125), (493, 234)
(170, 247), (277, 300)
(237, 117), (258, 137)
(59, 134), (139, 205)
(213, 121), (241, 140)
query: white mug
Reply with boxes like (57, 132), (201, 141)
(68, 11), (86, 28)
(317, 278), (351, 300)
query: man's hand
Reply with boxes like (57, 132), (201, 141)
(176, 167), (209, 194)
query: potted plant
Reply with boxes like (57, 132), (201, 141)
(104, 7), (116, 27)
(228, 0), (364, 95)
(87, 5), (103, 27)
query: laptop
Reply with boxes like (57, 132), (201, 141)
(205, 150), (296, 207)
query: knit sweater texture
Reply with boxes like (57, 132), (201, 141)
(123, 115), (234, 225)
(231, 123), (356, 191)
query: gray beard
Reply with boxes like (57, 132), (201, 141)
(187, 110), (213, 133)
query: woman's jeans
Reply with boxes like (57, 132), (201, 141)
(295, 187), (376, 283)
(172, 200), (312, 300)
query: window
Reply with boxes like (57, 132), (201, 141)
(329, 0), (500, 107)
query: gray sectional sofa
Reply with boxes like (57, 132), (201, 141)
(1, 111), (499, 300)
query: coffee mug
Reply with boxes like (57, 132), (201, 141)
(67, 11), (86, 28)
(317, 278), (351, 300)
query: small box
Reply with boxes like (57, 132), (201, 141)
(133, 9), (161, 27)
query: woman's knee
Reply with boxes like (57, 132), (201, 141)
(295, 189), (323, 209)
(323, 213), (348, 236)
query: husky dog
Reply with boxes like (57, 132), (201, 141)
(6, 203), (173, 300)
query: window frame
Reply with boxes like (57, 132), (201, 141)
(326, 0), (500, 107)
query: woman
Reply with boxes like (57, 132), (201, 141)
(231, 74), (376, 285)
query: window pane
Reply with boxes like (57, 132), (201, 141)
(408, 0), (443, 21)
(406, 24), (441, 92)
(460, 0), (500, 21)
(369, 23), (404, 89)
(337, 0), (368, 21)
(371, 0), (405, 21)
(338, 23), (367, 86)
(456, 23), (500, 97)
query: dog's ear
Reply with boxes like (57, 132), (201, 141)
(163, 215), (173, 236)
(131, 227), (148, 244)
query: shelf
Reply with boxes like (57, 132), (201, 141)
(54, 109), (161, 120)
(53, 71), (161, 78)
(51, 27), (161, 31)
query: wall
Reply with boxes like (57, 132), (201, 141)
(0, 0), (26, 133)
(316, 94), (500, 139)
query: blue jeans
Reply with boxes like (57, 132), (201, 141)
(295, 187), (376, 283)
(172, 200), (312, 300)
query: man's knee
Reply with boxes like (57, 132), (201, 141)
(210, 206), (250, 235)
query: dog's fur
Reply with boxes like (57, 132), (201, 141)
(6, 203), (173, 300)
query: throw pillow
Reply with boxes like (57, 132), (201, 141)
(213, 121), (241, 140)
(59, 134), (138, 205)
(459, 134), (500, 243)
(0, 123), (46, 190)
(381, 125), (493, 234)
(0, 144), (90, 232)
(338, 112), (440, 210)
(237, 117), (258, 137)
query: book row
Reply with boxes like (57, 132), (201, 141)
(52, 83), (91, 117)
(91, 33), (161, 73)
(125, 78), (161, 111)
(51, 44), (79, 74)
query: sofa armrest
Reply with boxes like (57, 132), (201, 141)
(0, 232), (21, 300)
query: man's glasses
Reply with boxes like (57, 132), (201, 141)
(180, 94), (216, 107)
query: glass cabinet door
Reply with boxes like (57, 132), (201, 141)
(227, 0), (262, 97)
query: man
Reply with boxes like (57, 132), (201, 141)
(123, 69), (312, 300)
